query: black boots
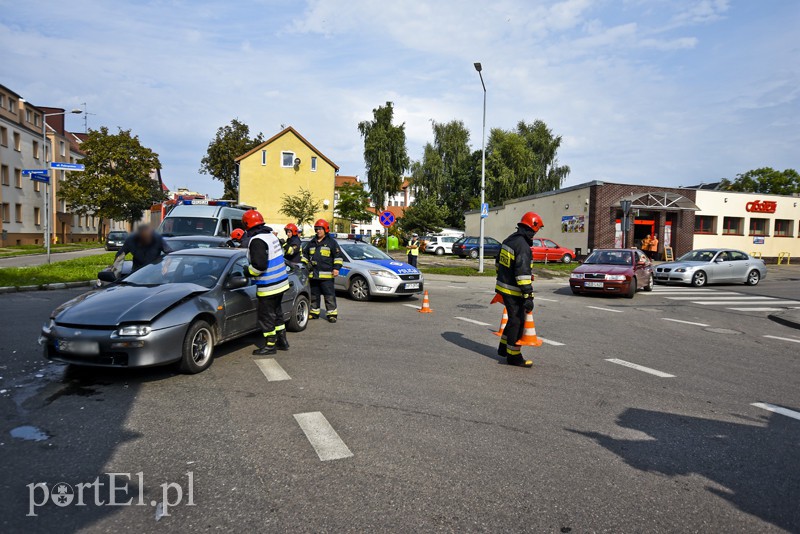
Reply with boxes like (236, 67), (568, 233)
(253, 335), (278, 356)
(276, 330), (289, 351)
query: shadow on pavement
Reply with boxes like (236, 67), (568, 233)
(570, 407), (800, 532)
(441, 331), (504, 363)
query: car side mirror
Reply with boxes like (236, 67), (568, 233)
(715, 258), (724, 263)
(226, 275), (249, 289)
(97, 270), (116, 283)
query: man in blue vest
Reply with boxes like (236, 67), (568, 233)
(243, 210), (290, 355)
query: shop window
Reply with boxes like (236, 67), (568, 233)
(722, 216), (744, 235)
(774, 219), (794, 237)
(694, 215), (716, 234)
(748, 217), (769, 236)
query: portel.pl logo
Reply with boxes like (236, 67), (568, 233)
(27, 472), (195, 517)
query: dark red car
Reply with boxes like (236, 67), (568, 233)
(569, 248), (654, 298)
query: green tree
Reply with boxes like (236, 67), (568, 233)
(358, 102), (410, 209)
(200, 118), (264, 199)
(720, 168), (800, 195)
(334, 182), (373, 224)
(399, 196), (449, 235)
(516, 120), (570, 194)
(279, 188), (322, 227)
(59, 127), (164, 235)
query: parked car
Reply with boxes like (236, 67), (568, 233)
(654, 248), (766, 287)
(104, 231), (128, 251)
(334, 239), (423, 301)
(531, 238), (575, 263)
(423, 235), (459, 255)
(452, 236), (502, 259)
(569, 248), (654, 298)
(41, 248), (310, 374)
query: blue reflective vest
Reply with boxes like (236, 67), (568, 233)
(247, 233), (290, 297)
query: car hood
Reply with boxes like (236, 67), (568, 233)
(574, 264), (633, 275)
(356, 258), (420, 275)
(657, 261), (708, 270)
(52, 283), (209, 326)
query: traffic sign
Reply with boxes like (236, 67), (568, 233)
(22, 169), (49, 176)
(50, 162), (85, 171)
(480, 203), (489, 219)
(379, 211), (395, 228)
(30, 173), (50, 183)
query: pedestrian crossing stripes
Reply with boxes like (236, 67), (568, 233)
(647, 286), (800, 314)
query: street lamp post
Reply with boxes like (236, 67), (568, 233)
(41, 109), (82, 263)
(474, 62), (486, 273)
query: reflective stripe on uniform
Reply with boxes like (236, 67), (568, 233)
(275, 324), (285, 332)
(495, 281), (522, 297)
(256, 280), (290, 296)
(326, 309), (338, 316)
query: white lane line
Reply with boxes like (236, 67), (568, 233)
(696, 300), (800, 306)
(536, 297), (559, 302)
(254, 359), (291, 381)
(645, 291), (738, 296)
(763, 335), (800, 344)
(662, 318), (709, 327)
(293, 412), (354, 461)
(455, 316), (492, 326)
(402, 303), (420, 309)
(651, 288), (716, 292)
(666, 295), (775, 300)
(539, 337), (565, 346)
(587, 305), (624, 313)
(605, 358), (675, 378)
(751, 402), (800, 422)
(729, 307), (788, 312)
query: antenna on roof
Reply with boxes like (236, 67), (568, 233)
(80, 103), (97, 133)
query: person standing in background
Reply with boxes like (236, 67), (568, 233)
(406, 233), (420, 267)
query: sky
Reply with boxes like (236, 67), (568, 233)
(1, 0), (798, 198)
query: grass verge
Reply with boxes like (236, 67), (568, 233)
(0, 242), (104, 259)
(0, 252), (116, 287)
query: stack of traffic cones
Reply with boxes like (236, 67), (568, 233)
(418, 291), (433, 313)
(493, 307), (508, 336)
(517, 311), (543, 347)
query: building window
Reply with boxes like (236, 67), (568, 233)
(34, 114), (40, 127)
(1, 203), (9, 222)
(774, 219), (794, 237)
(34, 207), (41, 225)
(261, 149), (267, 166)
(15, 204), (22, 222)
(33, 140), (40, 159)
(60, 141), (66, 157)
(1, 165), (8, 186)
(0, 126), (7, 146)
(722, 216), (744, 235)
(311, 156), (317, 172)
(749, 217), (769, 236)
(25, 109), (32, 123)
(694, 215), (716, 234)
(281, 152), (295, 168)
(0, 94), (4, 108)
(14, 168), (21, 188)
(13, 132), (20, 151)
(8, 99), (16, 112)
(34, 180), (40, 192)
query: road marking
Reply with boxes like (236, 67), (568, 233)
(662, 318), (709, 327)
(751, 402), (800, 422)
(455, 316), (492, 326)
(666, 295), (775, 301)
(645, 291), (736, 295)
(728, 307), (788, 312)
(605, 358), (675, 378)
(696, 300), (800, 306)
(536, 297), (559, 302)
(447, 285), (466, 289)
(254, 359), (291, 381)
(763, 335), (800, 344)
(651, 288), (715, 292)
(539, 337), (565, 346)
(402, 303), (420, 309)
(587, 306), (624, 313)
(293, 412), (354, 461)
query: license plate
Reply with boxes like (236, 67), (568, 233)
(405, 283), (420, 290)
(584, 281), (605, 288)
(56, 340), (99, 354)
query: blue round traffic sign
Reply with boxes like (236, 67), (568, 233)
(379, 211), (395, 228)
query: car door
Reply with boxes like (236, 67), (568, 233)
(222, 257), (257, 338)
(728, 250), (750, 281)
(531, 239), (544, 261)
(543, 239), (560, 261)
(443, 236), (456, 253)
(334, 248), (351, 290)
(708, 251), (734, 282)
(634, 250), (651, 288)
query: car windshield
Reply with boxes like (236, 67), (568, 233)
(584, 250), (633, 265)
(453, 237), (465, 245)
(340, 242), (392, 261)
(122, 254), (229, 288)
(678, 250), (716, 262)
(166, 238), (225, 251)
(108, 232), (127, 240)
(159, 217), (218, 237)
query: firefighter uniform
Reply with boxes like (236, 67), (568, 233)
(302, 233), (343, 322)
(406, 234), (420, 267)
(247, 225), (290, 355)
(284, 234), (303, 264)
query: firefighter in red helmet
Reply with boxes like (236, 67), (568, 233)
(301, 219), (343, 323)
(226, 228), (245, 248)
(495, 211), (544, 367)
(283, 223), (302, 265)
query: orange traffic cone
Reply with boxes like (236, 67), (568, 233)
(490, 293), (503, 305)
(418, 291), (433, 313)
(493, 307), (508, 336)
(517, 311), (543, 347)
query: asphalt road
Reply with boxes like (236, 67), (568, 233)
(1, 274), (799, 532)
(0, 248), (109, 268)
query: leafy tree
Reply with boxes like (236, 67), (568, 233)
(720, 168), (800, 195)
(279, 188), (322, 227)
(358, 102), (410, 209)
(516, 120), (570, 194)
(59, 127), (164, 236)
(399, 196), (449, 235)
(200, 119), (264, 199)
(334, 182), (373, 224)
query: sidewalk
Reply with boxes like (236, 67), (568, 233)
(0, 247), (109, 268)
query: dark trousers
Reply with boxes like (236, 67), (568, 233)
(257, 294), (284, 346)
(408, 254), (418, 267)
(310, 279), (337, 317)
(499, 293), (526, 354)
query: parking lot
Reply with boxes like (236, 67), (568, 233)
(1, 269), (799, 532)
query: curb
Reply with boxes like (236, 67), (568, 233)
(0, 280), (96, 294)
(768, 311), (800, 331)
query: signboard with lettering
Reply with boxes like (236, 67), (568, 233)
(753, 236), (765, 245)
(745, 200), (777, 213)
(663, 246), (674, 262)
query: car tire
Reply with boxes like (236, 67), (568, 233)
(571, 288), (581, 295)
(625, 277), (636, 299)
(348, 275), (371, 301)
(287, 295), (309, 332)
(746, 269), (760, 286)
(643, 273), (654, 292)
(435, 247), (444, 255)
(469, 249), (478, 259)
(179, 320), (214, 374)
(561, 254), (573, 264)
(691, 271), (707, 287)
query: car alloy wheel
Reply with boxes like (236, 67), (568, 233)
(562, 254), (572, 264)
(349, 276), (370, 301)
(692, 271), (707, 287)
(435, 247), (444, 255)
(747, 269), (760, 286)
(288, 295), (309, 332)
(179, 320), (214, 374)
(643, 273), (654, 292)
(469, 249), (478, 259)
(191, 328), (212, 365)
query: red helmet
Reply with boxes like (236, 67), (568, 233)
(230, 228), (245, 240)
(242, 210), (264, 229)
(284, 223), (299, 236)
(519, 212), (544, 232)
(313, 219), (330, 233)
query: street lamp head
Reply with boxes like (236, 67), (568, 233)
(70, 109), (83, 114)
(474, 62), (482, 72)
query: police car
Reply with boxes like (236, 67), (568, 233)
(332, 238), (424, 301)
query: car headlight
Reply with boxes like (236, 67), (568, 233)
(571, 273), (584, 279)
(674, 268), (687, 273)
(42, 318), (55, 333)
(605, 274), (627, 281)
(368, 269), (397, 279)
(112, 325), (152, 337)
